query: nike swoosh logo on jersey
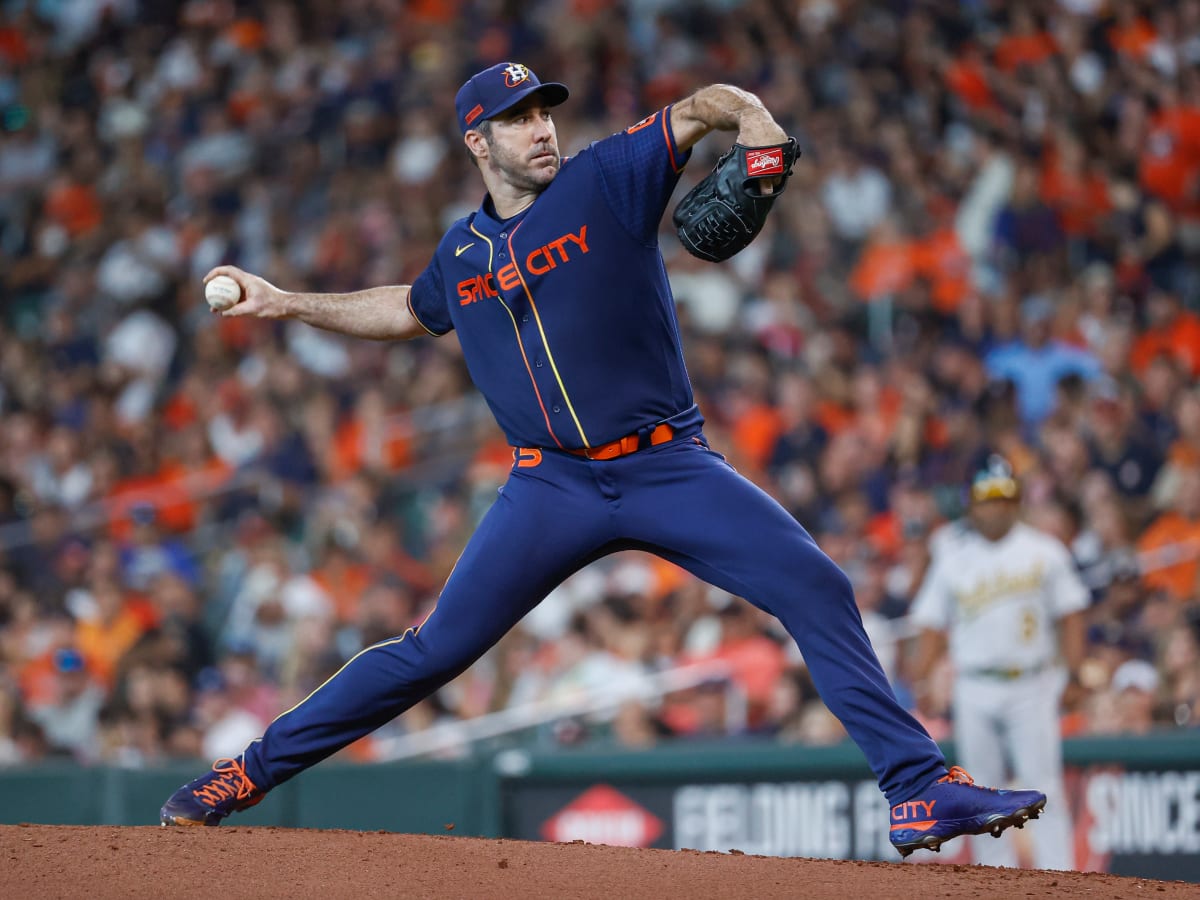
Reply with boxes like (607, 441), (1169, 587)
(455, 243), (475, 256)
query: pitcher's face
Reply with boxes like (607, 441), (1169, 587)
(477, 98), (560, 192)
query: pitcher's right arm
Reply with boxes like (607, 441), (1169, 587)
(204, 266), (431, 341)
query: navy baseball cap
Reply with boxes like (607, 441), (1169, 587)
(455, 62), (569, 135)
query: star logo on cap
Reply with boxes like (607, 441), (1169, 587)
(504, 63), (530, 87)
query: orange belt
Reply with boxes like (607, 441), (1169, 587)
(564, 424), (675, 460)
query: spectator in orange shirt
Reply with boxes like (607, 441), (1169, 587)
(43, 172), (102, 237)
(942, 44), (997, 112)
(105, 423), (198, 541)
(698, 602), (787, 728)
(310, 533), (373, 625)
(724, 351), (785, 472)
(914, 219), (971, 314)
(330, 386), (412, 482)
(1130, 288), (1200, 379)
(849, 217), (915, 302)
(1137, 466), (1200, 603)
(74, 577), (150, 687)
(409, 0), (462, 23)
(1040, 136), (1111, 238)
(0, 21), (29, 65)
(105, 427), (234, 543)
(1166, 387), (1200, 471)
(1138, 86), (1200, 215)
(994, 7), (1056, 73)
(1108, 1), (1158, 61)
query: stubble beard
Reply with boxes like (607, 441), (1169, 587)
(486, 140), (560, 193)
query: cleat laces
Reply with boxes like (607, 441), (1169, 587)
(192, 757), (258, 808)
(936, 766), (978, 787)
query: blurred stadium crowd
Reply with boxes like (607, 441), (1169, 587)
(1, 0), (1200, 768)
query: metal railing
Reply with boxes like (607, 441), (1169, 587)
(372, 659), (741, 761)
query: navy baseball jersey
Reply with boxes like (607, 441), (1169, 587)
(407, 107), (701, 450)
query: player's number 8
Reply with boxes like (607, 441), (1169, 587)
(1021, 610), (1038, 642)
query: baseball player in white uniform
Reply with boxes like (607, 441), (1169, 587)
(909, 455), (1088, 869)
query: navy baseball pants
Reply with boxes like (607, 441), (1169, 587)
(242, 433), (945, 804)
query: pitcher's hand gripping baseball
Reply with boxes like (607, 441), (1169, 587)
(203, 266), (290, 318)
(672, 137), (798, 262)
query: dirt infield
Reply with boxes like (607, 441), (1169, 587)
(2, 825), (1195, 899)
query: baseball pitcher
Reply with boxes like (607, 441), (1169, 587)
(161, 63), (1047, 858)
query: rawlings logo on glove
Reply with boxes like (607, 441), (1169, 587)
(673, 137), (799, 263)
(746, 148), (785, 176)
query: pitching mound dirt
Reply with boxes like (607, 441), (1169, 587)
(2, 824), (1194, 899)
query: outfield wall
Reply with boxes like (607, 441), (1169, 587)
(2, 734), (1196, 881)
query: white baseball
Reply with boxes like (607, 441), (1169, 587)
(205, 274), (242, 311)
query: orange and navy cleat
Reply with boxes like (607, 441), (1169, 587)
(889, 766), (1046, 858)
(159, 757), (266, 826)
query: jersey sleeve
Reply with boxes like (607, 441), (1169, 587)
(589, 105), (692, 245)
(1044, 540), (1091, 618)
(407, 255), (453, 336)
(910, 555), (955, 630)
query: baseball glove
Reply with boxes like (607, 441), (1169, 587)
(673, 137), (799, 263)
